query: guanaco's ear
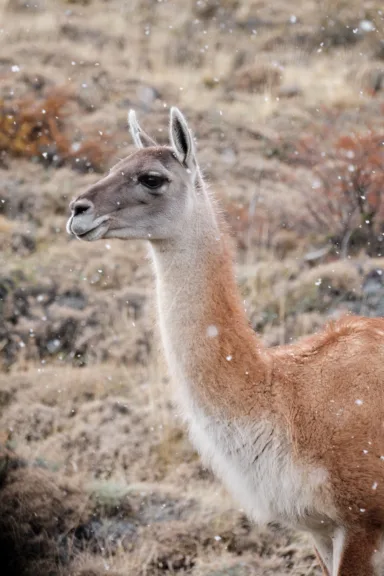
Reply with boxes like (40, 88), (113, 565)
(169, 107), (196, 169)
(128, 109), (157, 149)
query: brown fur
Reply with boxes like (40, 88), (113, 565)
(197, 230), (384, 564)
(185, 229), (384, 529)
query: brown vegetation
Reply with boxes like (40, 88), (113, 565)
(285, 124), (384, 256)
(0, 89), (113, 172)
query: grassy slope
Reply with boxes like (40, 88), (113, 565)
(0, 0), (383, 574)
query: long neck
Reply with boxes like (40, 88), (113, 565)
(150, 191), (268, 417)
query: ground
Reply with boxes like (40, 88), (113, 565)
(0, 0), (384, 574)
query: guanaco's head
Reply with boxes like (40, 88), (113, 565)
(66, 108), (200, 242)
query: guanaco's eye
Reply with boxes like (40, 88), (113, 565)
(138, 173), (167, 191)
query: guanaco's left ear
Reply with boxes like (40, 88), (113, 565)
(128, 110), (157, 149)
(169, 107), (196, 170)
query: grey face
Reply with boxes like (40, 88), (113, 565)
(67, 147), (194, 242)
(67, 108), (198, 243)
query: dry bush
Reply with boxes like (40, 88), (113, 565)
(224, 198), (300, 258)
(228, 63), (282, 94)
(224, 201), (269, 251)
(0, 450), (90, 576)
(0, 89), (69, 160)
(352, 63), (384, 96)
(0, 88), (113, 172)
(286, 125), (384, 257)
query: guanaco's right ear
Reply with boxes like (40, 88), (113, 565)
(169, 107), (196, 171)
(128, 110), (157, 149)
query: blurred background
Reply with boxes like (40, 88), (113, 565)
(0, 1), (383, 574)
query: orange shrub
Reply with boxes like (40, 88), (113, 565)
(288, 126), (384, 257)
(0, 87), (113, 172)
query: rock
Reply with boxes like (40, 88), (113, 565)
(21, 72), (48, 92)
(10, 231), (36, 255)
(376, 40), (384, 60)
(360, 269), (384, 316)
(278, 84), (301, 98)
(193, 0), (238, 21)
(316, 18), (362, 49)
(56, 290), (87, 311)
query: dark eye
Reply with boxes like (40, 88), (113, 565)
(138, 174), (167, 191)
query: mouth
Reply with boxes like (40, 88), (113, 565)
(67, 217), (110, 242)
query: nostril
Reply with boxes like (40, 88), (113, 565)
(72, 200), (93, 217)
(74, 204), (89, 217)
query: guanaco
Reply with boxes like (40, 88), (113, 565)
(67, 108), (384, 575)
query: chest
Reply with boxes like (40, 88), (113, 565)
(157, 309), (331, 526)
(183, 406), (330, 527)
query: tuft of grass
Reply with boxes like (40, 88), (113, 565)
(87, 479), (136, 518)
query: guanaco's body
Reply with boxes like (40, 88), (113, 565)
(67, 108), (384, 575)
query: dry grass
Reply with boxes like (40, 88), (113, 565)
(0, 364), (318, 575)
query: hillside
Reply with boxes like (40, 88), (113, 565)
(0, 1), (383, 574)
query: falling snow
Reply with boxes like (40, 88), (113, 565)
(206, 325), (218, 338)
(2, 2), (384, 574)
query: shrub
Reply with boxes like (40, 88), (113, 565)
(288, 125), (384, 257)
(0, 87), (113, 173)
